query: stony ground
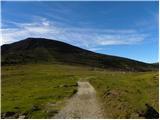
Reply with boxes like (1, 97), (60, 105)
(53, 81), (104, 119)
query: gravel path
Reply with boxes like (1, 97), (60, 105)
(53, 81), (104, 119)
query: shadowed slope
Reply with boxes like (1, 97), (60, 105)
(1, 38), (158, 71)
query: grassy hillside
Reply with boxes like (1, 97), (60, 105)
(1, 64), (158, 118)
(88, 71), (159, 118)
(1, 38), (158, 71)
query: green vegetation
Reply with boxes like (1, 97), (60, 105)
(88, 71), (159, 118)
(1, 64), (78, 118)
(2, 63), (158, 118)
(2, 38), (158, 71)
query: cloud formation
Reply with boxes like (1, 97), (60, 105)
(1, 17), (149, 51)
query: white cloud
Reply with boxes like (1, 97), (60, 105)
(88, 47), (104, 52)
(1, 17), (149, 51)
(96, 34), (147, 45)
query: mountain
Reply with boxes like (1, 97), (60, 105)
(1, 38), (158, 71)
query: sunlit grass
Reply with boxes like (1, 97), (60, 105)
(1, 63), (159, 118)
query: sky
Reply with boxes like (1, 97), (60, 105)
(1, 1), (159, 63)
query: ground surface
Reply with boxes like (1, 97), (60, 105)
(1, 64), (159, 118)
(53, 81), (104, 119)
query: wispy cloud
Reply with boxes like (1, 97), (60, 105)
(96, 33), (148, 45)
(1, 17), (149, 51)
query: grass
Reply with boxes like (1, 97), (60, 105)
(1, 63), (159, 118)
(88, 71), (159, 118)
(1, 64), (78, 118)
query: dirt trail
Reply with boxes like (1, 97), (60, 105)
(53, 81), (104, 119)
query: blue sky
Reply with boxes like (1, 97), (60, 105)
(1, 1), (159, 63)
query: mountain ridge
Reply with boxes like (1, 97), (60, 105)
(1, 37), (158, 71)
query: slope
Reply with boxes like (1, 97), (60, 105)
(1, 37), (158, 71)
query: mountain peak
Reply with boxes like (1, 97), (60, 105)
(1, 38), (158, 71)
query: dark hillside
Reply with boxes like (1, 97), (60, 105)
(1, 38), (158, 71)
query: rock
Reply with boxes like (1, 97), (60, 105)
(31, 105), (40, 111)
(47, 109), (59, 114)
(144, 104), (159, 119)
(138, 104), (159, 119)
(59, 85), (65, 87)
(18, 115), (25, 119)
(1, 112), (19, 119)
